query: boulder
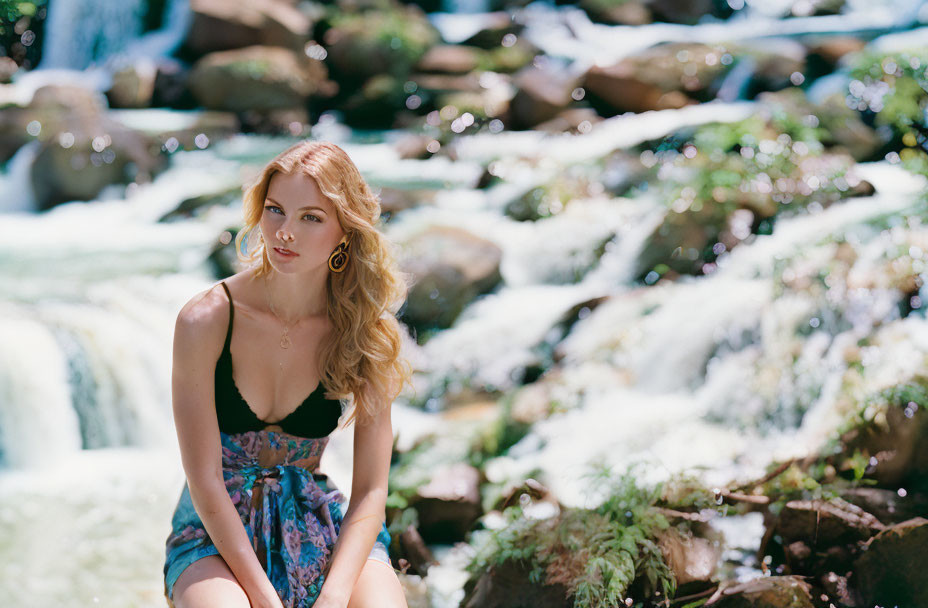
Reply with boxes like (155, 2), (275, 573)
(188, 45), (334, 112)
(106, 58), (158, 108)
(709, 575), (815, 608)
(507, 64), (580, 129)
(399, 225), (503, 332)
(581, 42), (728, 115)
(26, 85), (163, 210)
(412, 462), (482, 542)
(853, 517), (928, 608)
(461, 559), (572, 608)
(180, 0), (312, 58)
(656, 527), (721, 587)
(414, 44), (482, 74)
(459, 12), (522, 49)
(580, 0), (652, 25)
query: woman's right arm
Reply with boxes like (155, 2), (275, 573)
(171, 286), (283, 608)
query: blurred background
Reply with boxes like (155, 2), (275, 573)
(1, 0), (927, 606)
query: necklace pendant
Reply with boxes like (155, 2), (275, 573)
(280, 333), (291, 349)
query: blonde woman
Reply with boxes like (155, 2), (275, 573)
(163, 141), (413, 608)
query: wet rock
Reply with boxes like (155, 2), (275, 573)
(180, 0), (312, 59)
(656, 527), (721, 587)
(151, 58), (198, 109)
(459, 12), (522, 49)
(708, 575), (815, 608)
(375, 185), (436, 217)
(732, 38), (807, 97)
(534, 107), (603, 134)
(580, 0), (652, 25)
(507, 63), (581, 129)
(582, 43), (728, 115)
(323, 7), (439, 85)
(188, 45), (334, 112)
(804, 35), (867, 77)
(757, 89), (882, 161)
(26, 85), (164, 210)
(853, 517), (928, 608)
(160, 185), (243, 222)
(837, 379), (928, 488)
(0, 56), (19, 83)
(648, 0), (727, 24)
(106, 58), (158, 108)
(838, 487), (928, 525)
(395, 524), (435, 575)
(412, 462), (482, 542)
(399, 225), (503, 332)
(414, 44), (482, 74)
(775, 497), (885, 573)
(461, 559), (572, 608)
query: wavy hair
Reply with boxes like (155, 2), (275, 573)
(233, 140), (413, 427)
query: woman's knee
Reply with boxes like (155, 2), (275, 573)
(348, 559), (408, 608)
(172, 555), (250, 608)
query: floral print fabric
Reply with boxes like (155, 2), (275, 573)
(163, 429), (392, 607)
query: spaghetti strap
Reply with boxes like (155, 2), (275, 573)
(219, 281), (234, 351)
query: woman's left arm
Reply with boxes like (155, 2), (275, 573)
(315, 399), (394, 607)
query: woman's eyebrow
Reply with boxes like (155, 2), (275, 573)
(266, 196), (326, 212)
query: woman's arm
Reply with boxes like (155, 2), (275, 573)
(315, 397), (395, 607)
(171, 287), (283, 608)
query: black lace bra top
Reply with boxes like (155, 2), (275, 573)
(214, 281), (342, 438)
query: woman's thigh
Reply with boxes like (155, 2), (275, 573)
(347, 559), (408, 608)
(172, 555), (251, 608)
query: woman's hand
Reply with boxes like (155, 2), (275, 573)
(312, 588), (350, 608)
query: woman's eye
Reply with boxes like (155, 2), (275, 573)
(264, 205), (282, 214)
(303, 214), (320, 222)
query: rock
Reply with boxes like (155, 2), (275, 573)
(756, 89), (882, 161)
(375, 185), (436, 217)
(413, 462), (482, 542)
(508, 63), (580, 129)
(853, 517), (928, 608)
(26, 85), (164, 210)
(323, 7), (439, 85)
(152, 58), (197, 109)
(461, 559), (572, 608)
(188, 45), (334, 112)
(732, 38), (807, 97)
(775, 497), (885, 573)
(582, 42), (728, 115)
(409, 72), (482, 95)
(459, 12), (522, 49)
(709, 576), (815, 608)
(106, 58), (158, 108)
(656, 527), (721, 587)
(534, 107), (602, 134)
(580, 0), (652, 25)
(648, 0), (724, 24)
(180, 0), (312, 58)
(341, 73), (408, 129)
(395, 524), (435, 575)
(805, 35), (867, 71)
(159, 185), (243, 222)
(399, 225), (503, 332)
(415, 44), (482, 74)
(839, 487), (928, 525)
(0, 56), (18, 83)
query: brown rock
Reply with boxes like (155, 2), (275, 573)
(413, 462), (482, 542)
(854, 517), (928, 608)
(415, 45), (482, 74)
(181, 0), (312, 58)
(461, 559), (572, 608)
(656, 527), (721, 586)
(188, 45), (333, 112)
(106, 59), (158, 108)
(509, 64), (580, 129)
(709, 575), (815, 608)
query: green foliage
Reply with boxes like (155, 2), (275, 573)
(466, 463), (683, 607)
(0, 0), (43, 24)
(848, 49), (928, 176)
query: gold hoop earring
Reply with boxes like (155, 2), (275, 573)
(328, 236), (350, 273)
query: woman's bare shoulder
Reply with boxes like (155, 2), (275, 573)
(174, 282), (231, 355)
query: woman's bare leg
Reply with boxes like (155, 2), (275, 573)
(347, 559), (409, 608)
(172, 555), (251, 608)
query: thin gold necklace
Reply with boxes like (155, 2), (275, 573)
(263, 274), (298, 349)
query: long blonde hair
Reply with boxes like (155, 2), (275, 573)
(234, 140), (413, 426)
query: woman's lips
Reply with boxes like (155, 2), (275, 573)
(273, 247), (299, 257)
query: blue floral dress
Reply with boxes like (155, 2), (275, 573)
(163, 428), (392, 607)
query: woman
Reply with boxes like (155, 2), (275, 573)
(163, 140), (413, 608)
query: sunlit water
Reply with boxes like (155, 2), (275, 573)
(2, 2), (928, 606)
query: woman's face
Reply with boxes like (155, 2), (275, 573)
(260, 171), (346, 274)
